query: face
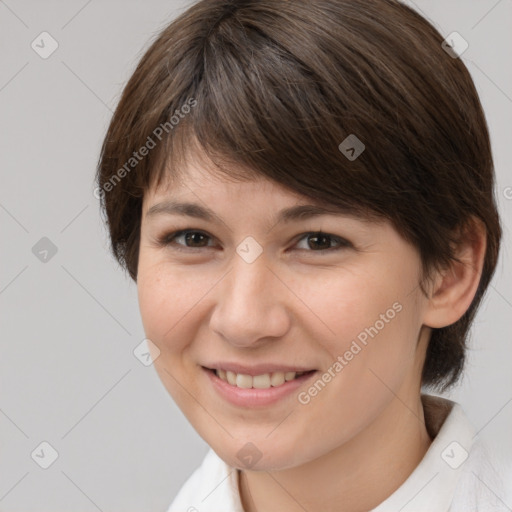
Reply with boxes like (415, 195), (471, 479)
(137, 152), (431, 470)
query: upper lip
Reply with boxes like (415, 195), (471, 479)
(203, 362), (316, 376)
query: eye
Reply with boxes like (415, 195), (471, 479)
(294, 231), (351, 253)
(156, 229), (351, 254)
(156, 229), (214, 251)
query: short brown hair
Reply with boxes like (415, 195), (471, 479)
(96, 0), (502, 391)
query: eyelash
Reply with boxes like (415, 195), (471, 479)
(155, 229), (352, 254)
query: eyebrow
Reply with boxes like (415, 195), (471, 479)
(145, 200), (361, 230)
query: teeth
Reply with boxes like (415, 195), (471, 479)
(226, 370), (237, 386)
(215, 369), (308, 389)
(270, 372), (285, 387)
(252, 374), (271, 389)
(236, 373), (253, 388)
(284, 371), (296, 381)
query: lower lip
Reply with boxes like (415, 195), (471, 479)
(203, 367), (317, 407)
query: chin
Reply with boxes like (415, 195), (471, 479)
(208, 434), (319, 472)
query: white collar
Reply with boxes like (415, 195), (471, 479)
(371, 394), (475, 511)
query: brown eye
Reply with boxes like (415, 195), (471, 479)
(158, 230), (214, 250)
(295, 232), (351, 253)
(180, 231), (210, 248)
(156, 229), (351, 254)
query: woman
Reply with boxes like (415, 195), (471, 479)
(96, 0), (510, 510)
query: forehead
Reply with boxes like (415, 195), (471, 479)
(146, 155), (292, 203)
(142, 147), (387, 231)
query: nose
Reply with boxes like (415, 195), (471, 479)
(209, 251), (291, 348)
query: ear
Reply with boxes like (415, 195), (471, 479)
(422, 216), (487, 329)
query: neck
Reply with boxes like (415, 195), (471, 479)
(239, 395), (432, 512)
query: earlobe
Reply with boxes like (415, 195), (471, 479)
(423, 216), (487, 329)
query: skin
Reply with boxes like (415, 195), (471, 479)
(137, 149), (486, 512)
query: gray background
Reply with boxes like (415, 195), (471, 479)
(1, 0), (511, 510)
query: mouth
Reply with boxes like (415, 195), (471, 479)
(203, 367), (316, 389)
(202, 365), (318, 407)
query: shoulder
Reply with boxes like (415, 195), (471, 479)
(449, 437), (512, 512)
(372, 396), (512, 512)
(166, 448), (243, 512)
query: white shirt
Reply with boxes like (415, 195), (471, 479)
(167, 395), (512, 511)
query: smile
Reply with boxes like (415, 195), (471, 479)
(202, 366), (318, 407)
(213, 369), (311, 389)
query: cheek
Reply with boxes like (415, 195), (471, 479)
(137, 260), (220, 354)
(291, 263), (414, 350)
(136, 261), (209, 411)
(300, 262), (421, 393)
(294, 297), (420, 450)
